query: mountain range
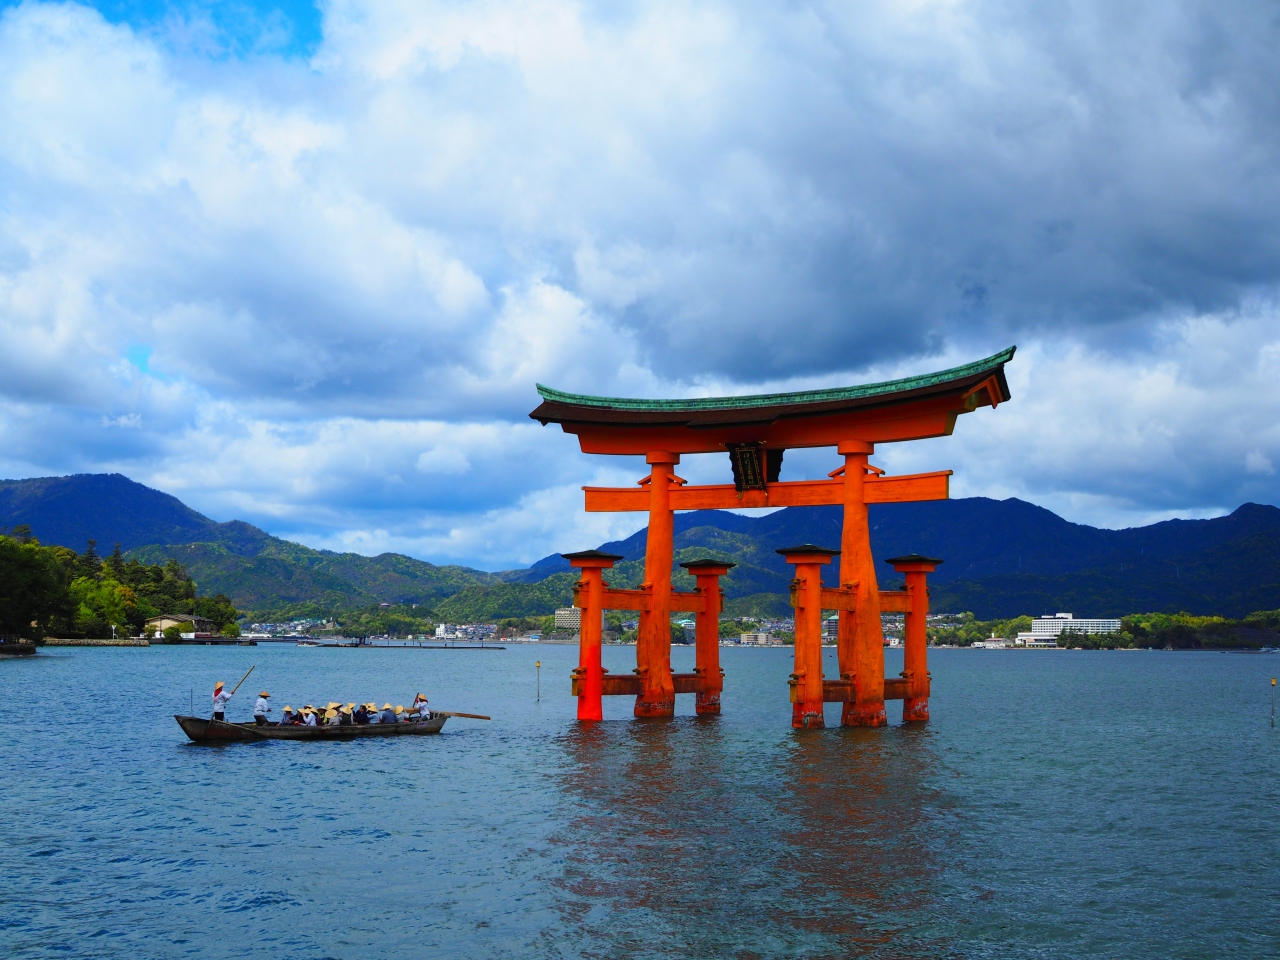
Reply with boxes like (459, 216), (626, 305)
(2, 473), (1278, 619)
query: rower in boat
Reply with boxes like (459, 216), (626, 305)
(411, 693), (430, 719)
(253, 690), (272, 726)
(212, 681), (233, 721)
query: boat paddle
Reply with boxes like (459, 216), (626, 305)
(229, 664), (256, 696)
(436, 711), (491, 720)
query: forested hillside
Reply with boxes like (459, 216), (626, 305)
(4, 473), (1279, 621)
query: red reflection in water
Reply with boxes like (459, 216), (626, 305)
(548, 719), (952, 958)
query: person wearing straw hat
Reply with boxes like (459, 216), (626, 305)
(253, 691), (272, 726)
(302, 707), (318, 727)
(281, 705), (295, 725)
(380, 703), (396, 724)
(411, 693), (430, 720)
(324, 708), (339, 725)
(394, 705), (408, 722)
(212, 681), (233, 721)
(338, 705), (353, 726)
(364, 702), (379, 724)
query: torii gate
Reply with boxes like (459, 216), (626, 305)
(531, 347), (1014, 727)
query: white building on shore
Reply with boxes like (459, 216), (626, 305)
(1030, 613), (1121, 641)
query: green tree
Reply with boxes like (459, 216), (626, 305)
(69, 576), (138, 637)
(0, 534), (73, 640)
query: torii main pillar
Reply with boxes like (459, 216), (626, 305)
(635, 452), (679, 717)
(838, 440), (886, 727)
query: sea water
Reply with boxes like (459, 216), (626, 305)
(0, 644), (1276, 959)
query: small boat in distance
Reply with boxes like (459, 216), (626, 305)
(175, 711), (489, 743)
(0, 640), (37, 656)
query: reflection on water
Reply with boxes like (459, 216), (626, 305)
(3, 645), (1276, 959)
(551, 718), (951, 958)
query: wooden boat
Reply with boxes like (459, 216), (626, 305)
(0, 641), (37, 656)
(175, 713), (455, 743)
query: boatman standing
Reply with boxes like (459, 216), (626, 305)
(253, 690), (272, 726)
(212, 681), (233, 721)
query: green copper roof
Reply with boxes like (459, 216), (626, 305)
(536, 346), (1015, 412)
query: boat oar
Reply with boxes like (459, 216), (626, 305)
(229, 665), (256, 696)
(436, 711), (491, 720)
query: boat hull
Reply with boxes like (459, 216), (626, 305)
(0, 642), (37, 656)
(175, 714), (448, 743)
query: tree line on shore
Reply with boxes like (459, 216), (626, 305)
(0, 530), (238, 641)
(928, 610), (1280, 649)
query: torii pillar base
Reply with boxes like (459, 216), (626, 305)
(682, 559), (734, 715)
(889, 555), (941, 724)
(564, 549), (625, 722)
(779, 545), (839, 729)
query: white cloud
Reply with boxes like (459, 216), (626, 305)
(416, 447), (470, 475)
(1246, 451), (1275, 476)
(0, 0), (1278, 566)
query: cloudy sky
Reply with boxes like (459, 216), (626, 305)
(1, 0), (1278, 569)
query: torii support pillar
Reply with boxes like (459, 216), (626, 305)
(779, 545), (839, 729)
(565, 549), (624, 722)
(636, 452), (679, 718)
(838, 440), (887, 728)
(888, 555), (941, 723)
(680, 559), (734, 715)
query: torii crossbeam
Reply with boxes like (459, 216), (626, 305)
(532, 346), (1014, 726)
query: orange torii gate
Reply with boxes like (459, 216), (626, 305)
(532, 347), (1014, 727)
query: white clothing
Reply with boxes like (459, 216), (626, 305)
(303, 713), (317, 726)
(212, 690), (232, 714)
(253, 697), (271, 717)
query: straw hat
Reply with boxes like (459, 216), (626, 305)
(259, 691), (270, 698)
(341, 706), (352, 714)
(215, 681), (224, 690)
(382, 703), (393, 710)
(283, 705), (293, 712)
(394, 705), (404, 714)
(325, 708), (338, 719)
(327, 702), (340, 710)
(346, 702), (355, 710)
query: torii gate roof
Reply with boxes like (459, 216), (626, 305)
(531, 346), (1014, 454)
